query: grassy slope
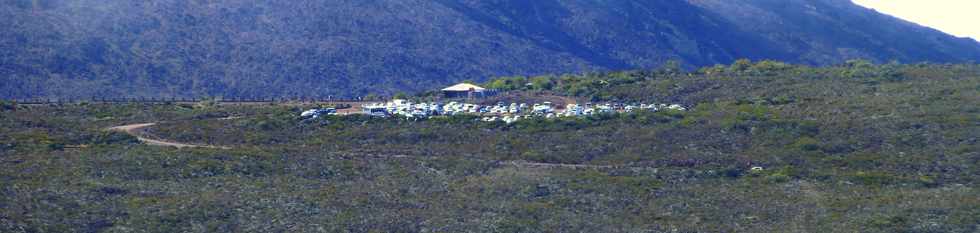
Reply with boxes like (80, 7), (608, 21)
(0, 63), (978, 232)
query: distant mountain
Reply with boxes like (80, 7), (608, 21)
(3, 0), (979, 98)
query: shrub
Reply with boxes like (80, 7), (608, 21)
(764, 166), (800, 183)
(195, 98), (219, 109)
(0, 100), (16, 111)
(868, 215), (908, 229)
(849, 171), (900, 186)
(917, 175), (939, 188)
(47, 142), (65, 151)
(792, 137), (821, 151)
(529, 75), (555, 90)
(94, 131), (140, 145)
(766, 173), (791, 183)
(720, 167), (744, 178)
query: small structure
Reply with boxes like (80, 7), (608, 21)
(442, 83), (488, 98)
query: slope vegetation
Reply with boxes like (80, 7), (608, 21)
(2, 0), (979, 98)
(1, 63), (978, 232)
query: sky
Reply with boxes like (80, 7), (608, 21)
(852, 0), (980, 41)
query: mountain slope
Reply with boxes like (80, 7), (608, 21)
(2, 0), (979, 98)
(688, 0), (980, 64)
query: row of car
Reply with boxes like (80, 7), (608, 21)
(299, 108), (337, 119)
(353, 99), (688, 122)
(479, 103), (686, 123)
(300, 99), (688, 122)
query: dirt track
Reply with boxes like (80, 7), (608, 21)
(108, 123), (229, 149)
(107, 118), (629, 169)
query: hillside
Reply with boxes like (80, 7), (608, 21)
(2, 62), (978, 232)
(3, 0), (980, 98)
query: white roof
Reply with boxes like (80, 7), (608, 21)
(442, 83), (486, 92)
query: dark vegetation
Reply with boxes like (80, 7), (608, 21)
(4, 0), (980, 99)
(2, 62), (978, 232)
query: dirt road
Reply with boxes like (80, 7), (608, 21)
(107, 120), (627, 170)
(108, 123), (229, 149)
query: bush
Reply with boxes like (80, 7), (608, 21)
(195, 98), (219, 109)
(792, 137), (820, 151)
(763, 166), (800, 183)
(720, 167), (744, 178)
(529, 75), (555, 90)
(766, 173), (791, 183)
(849, 171), (900, 186)
(917, 175), (939, 188)
(94, 131), (140, 145)
(47, 142), (65, 151)
(0, 100), (16, 111)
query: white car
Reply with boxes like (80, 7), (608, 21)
(624, 105), (637, 112)
(301, 108), (337, 119)
(533, 105), (553, 114)
(300, 109), (320, 118)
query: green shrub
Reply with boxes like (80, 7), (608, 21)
(763, 166), (800, 183)
(917, 175), (939, 188)
(46, 142), (65, 151)
(868, 215), (908, 229)
(849, 171), (900, 186)
(720, 167), (744, 178)
(838, 153), (883, 169)
(766, 173), (791, 183)
(94, 131), (140, 145)
(529, 75), (555, 90)
(0, 100), (16, 111)
(792, 137), (820, 151)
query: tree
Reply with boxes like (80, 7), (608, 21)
(730, 59), (752, 73)
(841, 59), (877, 79)
(749, 60), (792, 75)
(529, 75), (554, 90)
(486, 76), (527, 91)
(487, 79), (509, 90)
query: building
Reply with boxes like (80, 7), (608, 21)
(442, 83), (488, 98)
